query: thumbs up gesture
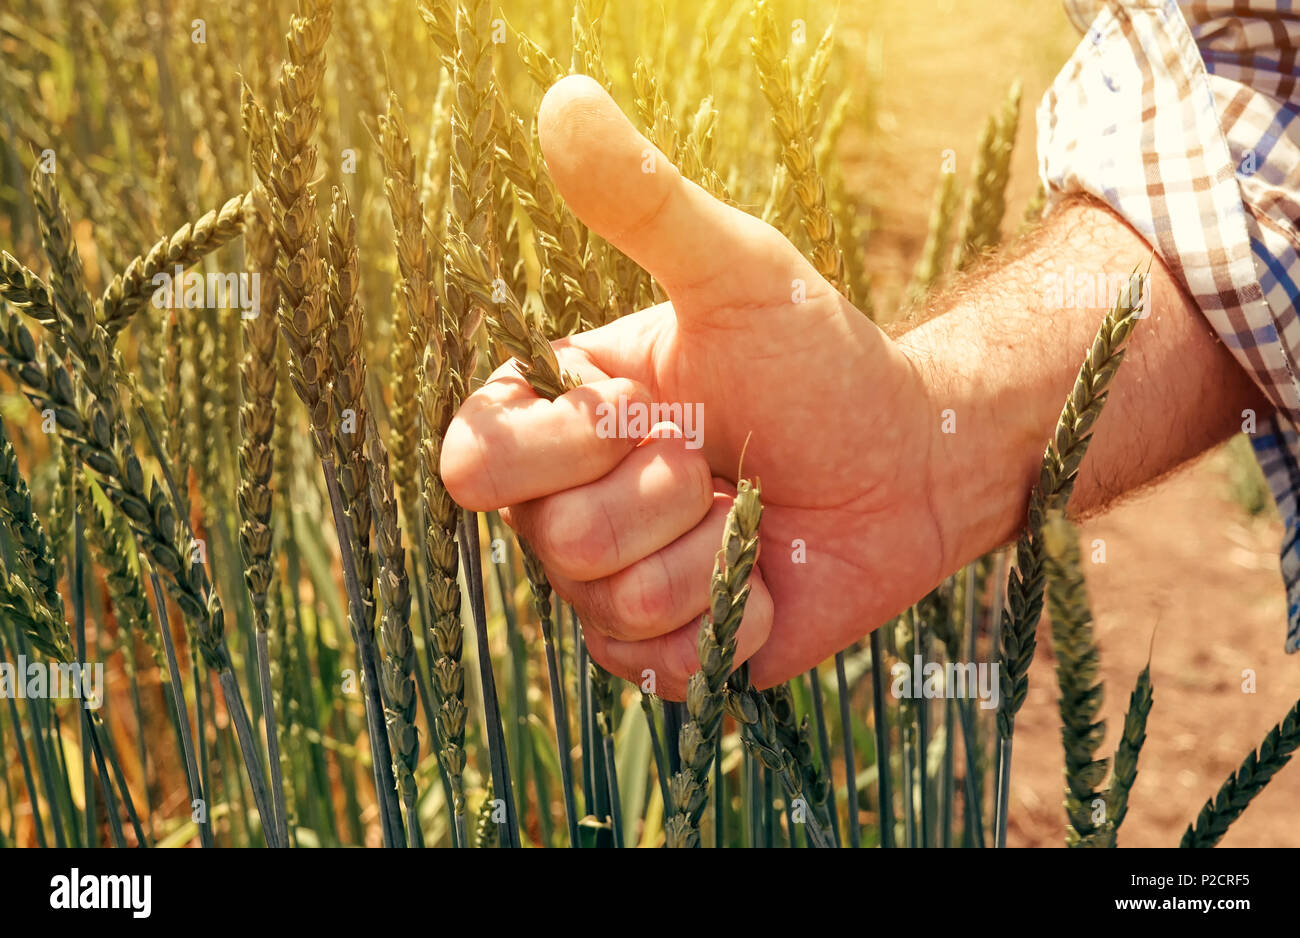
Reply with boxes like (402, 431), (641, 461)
(443, 76), (944, 699)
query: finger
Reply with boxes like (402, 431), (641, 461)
(538, 75), (815, 311)
(581, 565), (774, 702)
(510, 427), (714, 582)
(548, 489), (733, 641)
(441, 375), (652, 510)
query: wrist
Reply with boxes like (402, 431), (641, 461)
(895, 310), (1043, 573)
(893, 198), (1271, 584)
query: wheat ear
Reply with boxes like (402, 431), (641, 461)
(81, 479), (164, 673)
(495, 107), (603, 336)
(323, 185), (408, 845)
(908, 167), (961, 302)
(994, 272), (1146, 846)
(1089, 663), (1153, 847)
(239, 187), (288, 846)
(99, 193), (251, 338)
(412, 0), (495, 847)
(473, 781), (499, 848)
(237, 189), (280, 638)
(367, 424), (422, 846)
(665, 479), (762, 848)
(952, 82), (1021, 273)
(246, 0), (333, 458)
(375, 102), (464, 838)
(0, 250), (53, 327)
(764, 681), (835, 842)
(725, 662), (835, 848)
(1041, 509), (1109, 845)
(378, 92), (439, 534)
(751, 0), (846, 297)
(0, 416), (69, 661)
(30, 167), (116, 401)
(516, 29), (565, 90)
(1180, 699), (1300, 847)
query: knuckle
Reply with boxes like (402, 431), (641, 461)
(440, 419), (494, 509)
(572, 585), (634, 643)
(607, 558), (673, 633)
(535, 494), (616, 579)
(665, 629), (703, 693)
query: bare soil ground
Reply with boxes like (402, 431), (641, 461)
(1013, 456), (1300, 847)
(852, 0), (1300, 846)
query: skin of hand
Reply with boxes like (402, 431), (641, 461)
(441, 75), (1270, 700)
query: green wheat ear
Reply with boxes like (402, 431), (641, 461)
(0, 417), (71, 664)
(1181, 698), (1300, 847)
(1041, 509), (1109, 846)
(665, 477), (762, 848)
(1095, 662), (1153, 847)
(994, 269), (1147, 846)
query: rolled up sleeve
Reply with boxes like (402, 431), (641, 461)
(1039, 0), (1300, 651)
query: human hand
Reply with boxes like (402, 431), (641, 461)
(442, 76), (948, 699)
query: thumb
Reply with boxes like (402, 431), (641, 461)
(538, 74), (815, 312)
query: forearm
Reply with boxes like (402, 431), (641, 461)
(896, 196), (1270, 570)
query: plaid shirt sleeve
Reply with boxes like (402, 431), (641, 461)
(1038, 0), (1300, 653)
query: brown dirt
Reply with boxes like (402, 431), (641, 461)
(1010, 452), (1300, 847)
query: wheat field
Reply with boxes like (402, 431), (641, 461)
(0, 0), (1293, 850)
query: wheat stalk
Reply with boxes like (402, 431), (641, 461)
(764, 681), (835, 843)
(751, 0), (845, 296)
(994, 272), (1146, 846)
(99, 192), (251, 339)
(238, 189), (280, 639)
(367, 423), (422, 847)
(519, 537), (580, 845)
(377, 92), (438, 537)
(952, 82), (1021, 273)
(239, 186), (287, 846)
(725, 662), (835, 848)
(908, 167), (961, 302)
(1041, 509), (1109, 845)
(0, 417), (69, 662)
(0, 416), (147, 846)
(1089, 663), (1153, 847)
(495, 107), (603, 336)
(1181, 698), (1300, 847)
(588, 656), (624, 846)
(665, 479), (762, 848)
